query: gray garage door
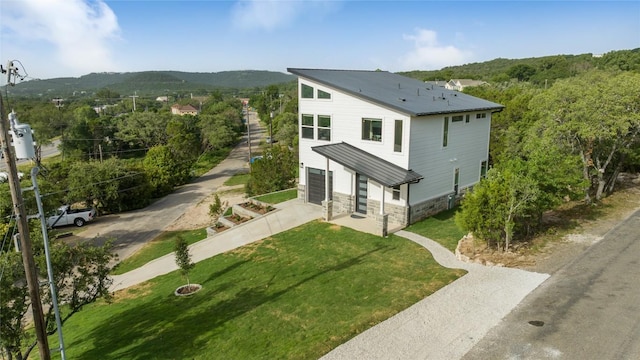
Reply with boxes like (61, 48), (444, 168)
(307, 168), (333, 205)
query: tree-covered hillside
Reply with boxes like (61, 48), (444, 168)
(400, 48), (639, 85)
(4, 70), (296, 98)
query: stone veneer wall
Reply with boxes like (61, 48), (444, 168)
(366, 199), (409, 226)
(409, 187), (469, 224)
(332, 192), (354, 215)
(297, 184), (306, 201)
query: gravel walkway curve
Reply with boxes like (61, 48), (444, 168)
(321, 230), (550, 360)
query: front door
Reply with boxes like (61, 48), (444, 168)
(356, 174), (368, 214)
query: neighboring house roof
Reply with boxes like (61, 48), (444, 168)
(312, 142), (423, 187)
(449, 79), (487, 87)
(288, 68), (503, 116)
(171, 104), (199, 115)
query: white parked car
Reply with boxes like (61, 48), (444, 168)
(46, 205), (97, 228)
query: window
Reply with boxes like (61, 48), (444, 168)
(392, 185), (401, 200)
(317, 89), (331, 99)
(480, 160), (488, 178)
(442, 117), (449, 147)
(452, 115), (463, 122)
(394, 120), (403, 152)
(317, 115), (331, 141)
(301, 114), (314, 139)
(362, 118), (382, 142)
(454, 168), (460, 194)
(465, 114), (470, 123)
(476, 113), (487, 119)
(301, 83), (314, 99)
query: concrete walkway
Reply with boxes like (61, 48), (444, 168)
(110, 203), (549, 360)
(321, 230), (550, 360)
(109, 199), (322, 292)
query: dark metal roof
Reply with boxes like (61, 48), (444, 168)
(312, 142), (423, 187)
(288, 68), (504, 116)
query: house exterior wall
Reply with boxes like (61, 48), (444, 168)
(296, 76), (491, 226)
(298, 78), (411, 207)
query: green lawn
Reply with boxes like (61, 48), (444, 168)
(255, 189), (297, 204)
(54, 221), (465, 360)
(112, 229), (207, 275)
(405, 208), (467, 252)
(223, 173), (250, 186)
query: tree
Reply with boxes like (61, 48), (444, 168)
(246, 146), (297, 196)
(507, 64), (537, 82)
(531, 70), (640, 202)
(456, 165), (539, 251)
(1, 227), (114, 359)
(115, 111), (171, 150)
(143, 145), (185, 197)
(66, 158), (151, 212)
(174, 236), (195, 288)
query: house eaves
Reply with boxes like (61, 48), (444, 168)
(288, 68), (504, 117)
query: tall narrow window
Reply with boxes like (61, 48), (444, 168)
(301, 83), (314, 99)
(454, 168), (460, 194)
(301, 114), (314, 139)
(465, 114), (470, 123)
(317, 89), (331, 99)
(394, 120), (403, 152)
(443, 117), (449, 147)
(362, 118), (382, 142)
(480, 160), (488, 178)
(317, 115), (331, 141)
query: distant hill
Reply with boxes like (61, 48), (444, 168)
(399, 48), (639, 84)
(5, 49), (638, 98)
(5, 70), (296, 98)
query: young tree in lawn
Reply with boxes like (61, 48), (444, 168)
(174, 236), (195, 288)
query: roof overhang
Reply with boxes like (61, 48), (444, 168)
(312, 142), (423, 187)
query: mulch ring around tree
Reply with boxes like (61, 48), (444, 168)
(174, 284), (202, 297)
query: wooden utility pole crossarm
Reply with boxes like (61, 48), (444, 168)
(0, 93), (51, 360)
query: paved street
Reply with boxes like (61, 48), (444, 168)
(70, 112), (264, 261)
(462, 209), (640, 360)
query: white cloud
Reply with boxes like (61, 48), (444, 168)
(398, 28), (472, 70)
(231, 0), (340, 31)
(1, 0), (120, 76)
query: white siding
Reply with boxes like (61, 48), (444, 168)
(408, 113), (491, 204)
(298, 78), (411, 204)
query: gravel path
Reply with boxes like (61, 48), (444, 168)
(321, 230), (550, 360)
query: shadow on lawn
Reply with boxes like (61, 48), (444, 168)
(76, 245), (391, 359)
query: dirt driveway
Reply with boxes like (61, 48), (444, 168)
(67, 113), (265, 262)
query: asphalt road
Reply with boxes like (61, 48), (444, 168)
(68, 112), (265, 262)
(462, 208), (640, 360)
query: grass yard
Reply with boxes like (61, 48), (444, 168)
(223, 172), (250, 186)
(255, 188), (298, 204)
(112, 229), (207, 275)
(405, 208), (467, 252)
(55, 221), (465, 360)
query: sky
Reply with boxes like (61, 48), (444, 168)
(1, 0), (639, 81)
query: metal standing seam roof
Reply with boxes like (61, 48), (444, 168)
(312, 142), (423, 188)
(287, 68), (504, 116)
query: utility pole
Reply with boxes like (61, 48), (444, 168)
(130, 91), (138, 112)
(0, 94), (51, 359)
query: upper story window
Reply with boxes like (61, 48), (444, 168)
(301, 83), (314, 99)
(476, 113), (487, 119)
(362, 118), (382, 142)
(452, 115), (463, 122)
(394, 120), (403, 152)
(465, 114), (470, 123)
(317, 115), (331, 141)
(443, 117), (449, 147)
(301, 114), (314, 139)
(317, 89), (331, 99)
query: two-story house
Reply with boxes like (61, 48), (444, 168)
(288, 68), (503, 235)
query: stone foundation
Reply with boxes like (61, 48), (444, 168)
(332, 192), (354, 215)
(297, 184), (306, 202)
